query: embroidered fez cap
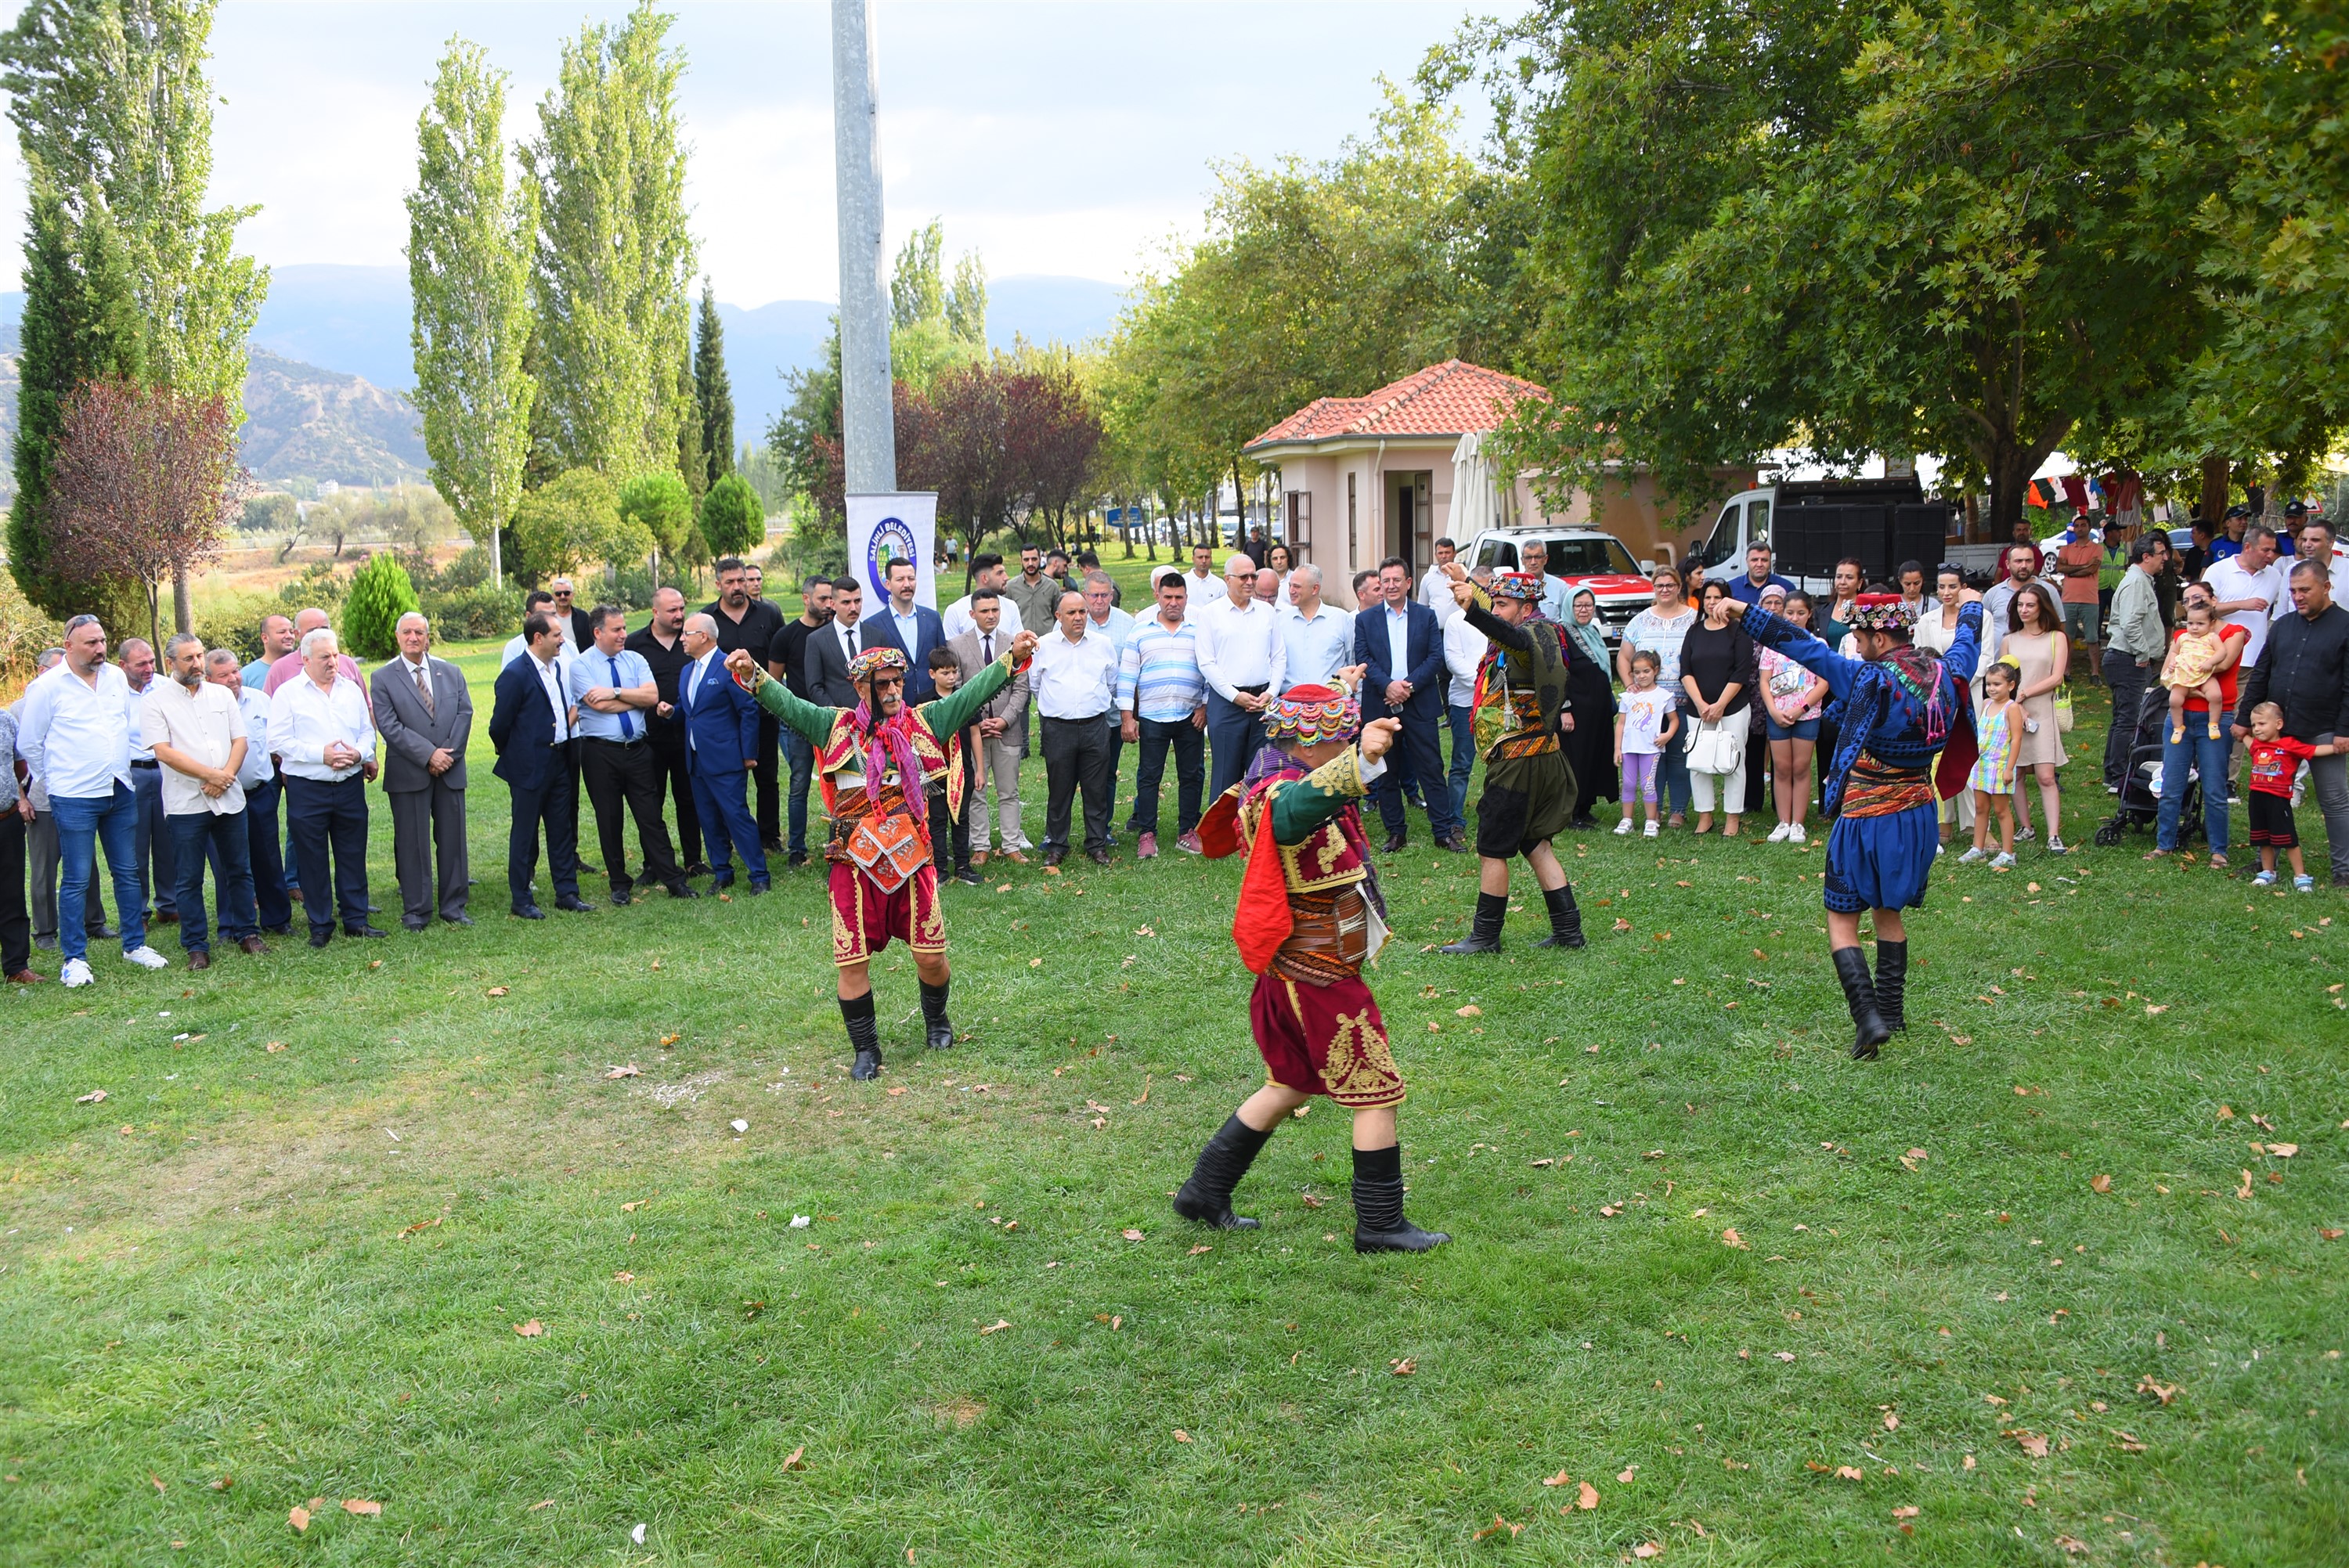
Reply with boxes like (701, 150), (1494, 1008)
(846, 646), (910, 683)
(1489, 572), (1546, 602)
(1843, 593), (1915, 633)
(1262, 683), (1360, 745)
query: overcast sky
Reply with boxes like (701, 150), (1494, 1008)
(0, 0), (1499, 305)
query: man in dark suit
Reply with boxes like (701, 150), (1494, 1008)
(1354, 555), (1465, 852)
(859, 558), (948, 701)
(370, 611), (474, 931)
(625, 586), (702, 873)
(488, 611), (592, 920)
(944, 587), (1030, 864)
(677, 611), (768, 892)
(704, 557), (787, 852)
(803, 575), (867, 709)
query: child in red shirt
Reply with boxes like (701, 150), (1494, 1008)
(2244, 701), (2342, 891)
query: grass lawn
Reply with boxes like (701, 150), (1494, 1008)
(2, 639), (2344, 1566)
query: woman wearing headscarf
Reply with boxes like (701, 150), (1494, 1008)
(1560, 588), (1618, 828)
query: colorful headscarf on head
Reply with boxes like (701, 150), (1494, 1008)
(846, 646), (909, 684)
(1490, 573), (1546, 604)
(1261, 683), (1360, 747)
(1844, 593), (1916, 633)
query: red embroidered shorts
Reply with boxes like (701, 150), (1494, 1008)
(1250, 971), (1407, 1108)
(830, 860), (945, 967)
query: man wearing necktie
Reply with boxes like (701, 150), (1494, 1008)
(370, 612), (474, 931)
(571, 604), (694, 905)
(489, 611), (593, 919)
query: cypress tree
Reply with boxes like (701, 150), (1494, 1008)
(693, 277), (734, 485)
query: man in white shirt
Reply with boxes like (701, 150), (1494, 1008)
(1420, 537), (1462, 619)
(1281, 565), (1355, 687)
(500, 590), (565, 668)
(142, 633), (260, 969)
(1442, 604), (1490, 825)
(1514, 539), (1573, 624)
(2206, 524), (2286, 666)
(942, 552), (1027, 641)
(1029, 591), (1121, 867)
(269, 627), (385, 947)
(14, 615), (171, 985)
(1196, 553), (1288, 799)
(118, 637), (178, 928)
(1184, 542), (1218, 600)
(261, 606), (369, 701)
(1081, 571), (1136, 838)
(207, 648), (293, 936)
(2283, 517), (2349, 603)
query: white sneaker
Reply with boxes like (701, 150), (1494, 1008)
(1642, 820), (1659, 838)
(1957, 846), (1985, 863)
(1614, 817), (1633, 835)
(2251, 869), (2277, 887)
(61, 957), (93, 988)
(1990, 852), (2016, 869)
(1788, 823), (1807, 844)
(123, 944), (169, 971)
(1765, 822), (1792, 843)
(2045, 836), (2067, 856)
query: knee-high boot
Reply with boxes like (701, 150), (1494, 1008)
(1533, 883), (1586, 949)
(1174, 1113), (1276, 1229)
(841, 991), (882, 1080)
(920, 977), (954, 1051)
(1874, 939), (1908, 1033)
(1351, 1142), (1449, 1253)
(1832, 946), (1889, 1060)
(1440, 891), (1506, 955)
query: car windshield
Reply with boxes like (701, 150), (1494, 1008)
(1477, 536), (1640, 576)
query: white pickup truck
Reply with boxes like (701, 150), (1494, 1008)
(1463, 525), (1657, 645)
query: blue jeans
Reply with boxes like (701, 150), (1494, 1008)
(169, 809), (257, 951)
(52, 784), (146, 963)
(131, 763), (176, 916)
(1128, 715), (1204, 838)
(1661, 732), (1693, 816)
(2157, 705), (2231, 855)
(1446, 704), (1478, 824)
(781, 729), (815, 858)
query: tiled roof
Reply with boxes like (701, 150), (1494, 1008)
(1243, 360), (1546, 450)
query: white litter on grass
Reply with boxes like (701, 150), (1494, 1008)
(730, 1119), (749, 1134)
(790, 1215), (811, 1229)
(630, 1523), (645, 1545)
(638, 1070), (724, 1108)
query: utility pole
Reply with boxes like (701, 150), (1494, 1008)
(832, 0), (895, 493)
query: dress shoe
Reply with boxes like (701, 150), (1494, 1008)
(664, 881), (698, 899)
(442, 912), (474, 927)
(92, 923), (117, 939)
(288, 887), (304, 903)
(1001, 849), (1029, 864)
(953, 867), (983, 886)
(553, 894), (596, 914)
(34, 933), (58, 951)
(237, 936), (269, 956)
(684, 861), (713, 878)
(610, 889), (633, 907)
(787, 851), (809, 868)
(763, 836), (786, 853)
(709, 875), (734, 892)
(971, 850), (988, 867)
(5, 968), (41, 984)
(747, 880), (770, 896)
(187, 949), (211, 971)
(1136, 831), (1159, 860)
(1087, 846), (1113, 866)
(1438, 833), (1471, 853)
(262, 923), (293, 938)
(1042, 847), (1066, 868)
(154, 909), (179, 925)
(403, 918), (429, 933)
(346, 923), (390, 939)
(511, 903), (547, 921)
(308, 928), (333, 948)
(1382, 832), (1409, 854)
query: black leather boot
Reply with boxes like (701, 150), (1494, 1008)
(840, 991), (883, 1080)
(1832, 946), (1890, 1059)
(919, 978), (955, 1051)
(1440, 891), (1506, 955)
(1173, 1113), (1276, 1230)
(1533, 883), (1586, 949)
(1874, 939), (1908, 1033)
(1351, 1143), (1449, 1253)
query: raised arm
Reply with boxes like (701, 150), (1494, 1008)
(917, 647), (1018, 737)
(739, 660), (846, 748)
(1938, 602), (1985, 685)
(1458, 586), (1534, 654)
(1737, 603), (1864, 701)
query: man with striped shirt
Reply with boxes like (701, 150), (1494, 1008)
(1120, 574), (1209, 857)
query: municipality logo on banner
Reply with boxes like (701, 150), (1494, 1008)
(846, 493), (939, 610)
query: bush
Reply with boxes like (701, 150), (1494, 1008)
(620, 472), (697, 568)
(699, 472), (764, 559)
(428, 543), (493, 593)
(420, 582), (520, 643)
(511, 470), (650, 582)
(341, 552), (421, 661)
(275, 560), (352, 614)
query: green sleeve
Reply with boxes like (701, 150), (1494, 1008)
(1268, 748), (1372, 845)
(748, 669), (844, 748)
(915, 652), (1013, 736)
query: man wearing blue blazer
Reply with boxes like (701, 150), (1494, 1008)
(1353, 555), (1467, 853)
(860, 558), (948, 702)
(677, 611), (769, 892)
(489, 611), (594, 919)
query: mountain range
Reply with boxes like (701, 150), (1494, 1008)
(0, 264), (1127, 498)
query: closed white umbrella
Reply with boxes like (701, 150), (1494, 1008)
(1451, 430), (1503, 548)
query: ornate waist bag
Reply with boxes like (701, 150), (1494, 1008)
(1841, 755), (1935, 818)
(1272, 885), (1372, 985)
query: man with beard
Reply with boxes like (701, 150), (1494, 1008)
(705, 557), (787, 852)
(723, 629), (1039, 1080)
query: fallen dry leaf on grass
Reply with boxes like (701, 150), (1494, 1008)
(1121, 1228), (1144, 1241)
(1029, 957), (1043, 968)
(486, 986), (508, 997)
(2322, 1227), (2345, 1242)
(513, 1320), (543, 1338)
(2090, 1173), (2112, 1193)
(1721, 1228), (1748, 1249)
(396, 1217), (440, 1238)
(1775, 1351), (1797, 1363)
(1883, 1413), (1900, 1431)
(265, 1040), (287, 1053)
(1543, 1469), (1573, 1487)
(980, 1318), (1012, 1335)
(1633, 1543), (1663, 1559)
(210, 1476), (232, 1491)
(1455, 1004), (1481, 1018)
(529, 1499), (557, 1511)
(2237, 1170), (2255, 1199)
(2136, 1376), (2178, 1404)
(74, 1089), (106, 1104)
(1892, 1505), (1920, 1519)
(1172, 1429), (1191, 1443)
(782, 1446), (805, 1471)
(604, 1064), (641, 1080)
(1617, 1464), (1637, 1483)
(1471, 1516), (1525, 1541)
(1390, 1358), (1416, 1375)
(620, 1200), (645, 1213)
(1836, 1465), (1865, 1481)
(612, 1271), (633, 1283)
(2055, 1537), (2089, 1556)
(1187, 1245), (1212, 1256)
(341, 1499), (381, 1517)
(2007, 1429), (2050, 1458)
(2268, 1142), (2299, 1158)
(886, 1085), (907, 1096)
(288, 1506), (310, 1534)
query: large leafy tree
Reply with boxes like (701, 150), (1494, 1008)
(408, 36), (536, 588)
(523, 0), (695, 481)
(1461, 0), (2236, 535)
(508, 467), (651, 584)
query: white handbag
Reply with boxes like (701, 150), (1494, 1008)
(1684, 716), (1742, 775)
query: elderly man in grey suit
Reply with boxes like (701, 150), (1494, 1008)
(370, 611), (474, 930)
(945, 586), (1032, 864)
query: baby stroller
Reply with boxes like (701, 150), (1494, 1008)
(2093, 684), (2203, 847)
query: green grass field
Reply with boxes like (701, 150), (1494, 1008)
(2, 615), (2344, 1566)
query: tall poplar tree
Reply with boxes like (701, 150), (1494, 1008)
(407, 36), (536, 586)
(522, 0), (695, 481)
(693, 277), (734, 486)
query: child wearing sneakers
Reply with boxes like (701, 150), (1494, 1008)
(1614, 651), (1679, 838)
(1959, 657), (2034, 867)
(2243, 701), (2341, 891)
(2160, 600), (2230, 743)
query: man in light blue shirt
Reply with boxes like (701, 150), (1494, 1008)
(1516, 539), (1572, 623)
(1281, 564), (1355, 685)
(569, 604), (692, 904)
(1081, 571), (1136, 838)
(241, 615), (294, 691)
(1119, 574), (1207, 856)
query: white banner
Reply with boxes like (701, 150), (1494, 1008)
(845, 492), (939, 611)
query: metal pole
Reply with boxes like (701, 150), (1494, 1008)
(832, 0), (895, 494)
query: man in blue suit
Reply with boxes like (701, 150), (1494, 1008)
(489, 611), (594, 919)
(860, 558), (948, 702)
(677, 611), (769, 892)
(1354, 556), (1467, 852)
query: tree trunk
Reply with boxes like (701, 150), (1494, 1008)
(172, 567), (191, 634)
(2199, 453), (2230, 524)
